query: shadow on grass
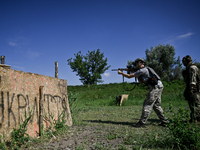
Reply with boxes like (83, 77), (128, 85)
(83, 118), (161, 127)
(83, 119), (133, 126)
(148, 119), (161, 124)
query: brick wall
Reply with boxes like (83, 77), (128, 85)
(0, 66), (72, 139)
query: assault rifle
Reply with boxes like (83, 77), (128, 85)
(111, 65), (138, 74)
(112, 64), (138, 91)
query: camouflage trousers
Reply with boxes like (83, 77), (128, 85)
(187, 92), (200, 122)
(139, 85), (168, 124)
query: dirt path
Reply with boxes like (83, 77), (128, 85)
(22, 124), (135, 150)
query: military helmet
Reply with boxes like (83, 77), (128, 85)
(182, 55), (192, 65)
(134, 58), (145, 65)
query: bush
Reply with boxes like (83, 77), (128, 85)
(0, 134), (6, 150)
(43, 110), (68, 138)
(168, 106), (200, 149)
(10, 110), (33, 149)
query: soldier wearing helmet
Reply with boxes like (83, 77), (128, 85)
(118, 58), (168, 127)
(182, 55), (200, 123)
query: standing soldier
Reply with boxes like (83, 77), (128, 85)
(182, 55), (200, 123)
(118, 58), (168, 127)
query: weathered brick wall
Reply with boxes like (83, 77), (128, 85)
(0, 66), (72, 139)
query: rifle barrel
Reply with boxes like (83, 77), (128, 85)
(111, 69), (119, 71)
(111, 68), (128, 71)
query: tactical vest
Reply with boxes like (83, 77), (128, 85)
(146, 67), (161, 80)
(139, 67), (161, 86)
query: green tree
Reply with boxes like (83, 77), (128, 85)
(145, 44), (176, 81)
(67, 49), (110, 85)
(173, 56), (183, 80)
(195, 61), (200, 69)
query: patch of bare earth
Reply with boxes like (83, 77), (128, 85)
(22, 125), (134, 150)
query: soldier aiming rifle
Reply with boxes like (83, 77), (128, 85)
(116, 58), (168, 128)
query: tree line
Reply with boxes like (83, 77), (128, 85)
(67, 45), (199, 85)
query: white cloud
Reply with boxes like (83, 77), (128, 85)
(8, 36), (31, 47)
(27, 50), (41, 59)
(164, 32), (195, 45)
(9, 42), (17, 46)
(104, 73), (111, 77)
(177, 32), (194, 39)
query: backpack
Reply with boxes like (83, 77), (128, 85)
(145, 67), (161, 86)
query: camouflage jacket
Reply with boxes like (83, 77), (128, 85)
(182, 64), (200, 91)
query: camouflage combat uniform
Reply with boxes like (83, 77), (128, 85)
(182, 64), (200, 122)
(140, 84), (168, 124)
(134, 67), (168, 125)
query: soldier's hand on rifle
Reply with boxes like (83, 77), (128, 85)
(118, 70), (123, 75)
(118, 70), (123, 74)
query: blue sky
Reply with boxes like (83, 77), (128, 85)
(1, 0), (200, 85)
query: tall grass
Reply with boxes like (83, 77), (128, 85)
(68, 80), (187, 108)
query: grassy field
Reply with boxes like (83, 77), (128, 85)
(64, 80), (199, 150)
(68, 80), (187, 109)
(4, 80), (200, 150)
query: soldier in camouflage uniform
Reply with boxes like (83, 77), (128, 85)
(182, 55), (200, 123)
(118, 58), (168, 127)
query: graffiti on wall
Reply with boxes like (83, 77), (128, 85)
(0, 91), (68, 127)
(0, 68), (72, 138)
